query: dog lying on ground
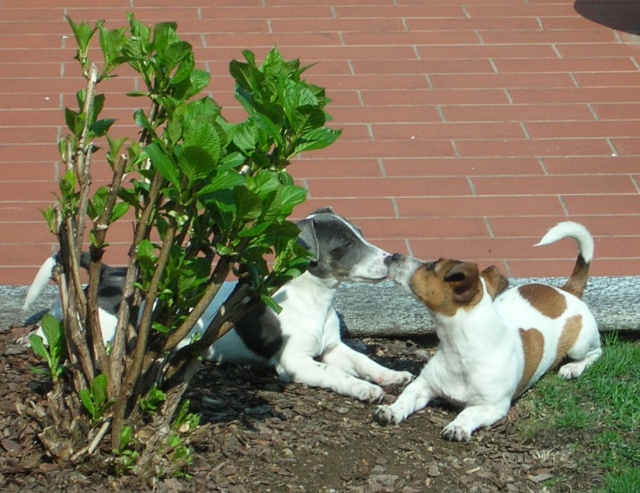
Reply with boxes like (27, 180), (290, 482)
(374, 221), (602, 440)
(23, 207), (412, 402)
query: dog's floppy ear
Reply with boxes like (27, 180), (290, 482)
(481, 265), (509, 299)
(296, 217), (319, 260)
(310, 206), (335, 215)
(443, 262), (481, 304)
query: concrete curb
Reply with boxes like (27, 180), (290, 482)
(335, 277), (640, 337)
(3, 277), (639, 337)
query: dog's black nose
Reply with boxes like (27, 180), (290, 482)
(385, 253), (402, 266)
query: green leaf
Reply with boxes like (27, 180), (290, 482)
(145, 143), (179, 186)
(88, 186), (108, 220)
(99, 26), (127, 72)
(133, 109), (152, 130)
(67, 17), (101, 55)
(111, 202), (130, 223)
(28, 334), (48, 360)
(198, 172), (245, 196)
(64, 108), (79, 135)
(91, 373), (108, 407)
(41, 313), (62, 349)
(137, 239), (157, 273)
(189, 69), (210, 95)
(293, 127), (342, 154)
(79, 389), (96, 418)
(167, 44), (195, 85)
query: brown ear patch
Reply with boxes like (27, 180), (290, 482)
(515, 328), (544, 397)
(552, 315), (583, 368)
(481, 265), (509, 299)
(518, 284), (567, 319)
(444, 262), (481, 305)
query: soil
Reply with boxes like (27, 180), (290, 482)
(1, 325), (602, 493)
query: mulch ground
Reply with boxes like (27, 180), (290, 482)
(1, 326), (600, 493)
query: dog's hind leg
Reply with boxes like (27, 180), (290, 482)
(321, 342), (413, 386)
(558, 346), (602, 379)
(274, 353), (386, 402)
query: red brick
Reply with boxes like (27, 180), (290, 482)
(295, 198), (397, 220)
(271, 18), (406, 34)
(555, 42), (640, 58)
(357, 217), (489, 240)
(479, 29), (616, 45)
(525, 121), (640, 139)
(395, 196), (565, 218)
(416, 44), (558, 60)
(306, 176), (471, 199)
(1, 0), (639, 282)
(430, 73), (576, 90)
(573, 71), (640, 88)
(0, 203), (52, 222)
(472, 175), (636, 196)
(351, 59), (495, 76)
(508, 87), (640, 104)
(372, 121), (525, 141)
(455, 138), (613, 158)
(342, 31), (481, 47)
(562, 194), (640, 215)
(382, 157), (544, 177)
(509, 259), (640, 278)
(361, 88), (510, 107)
(330, 105), (442, 124)
(465, 3), (578, 18)
(611, 138), (640, 156)
(292, 159), (383, 179)
(590, 103), (640, 120)
(543, 156), (640, 175)
(201, 6), (330, 21)
(319, 138), (457, 159)
(407, 17), (541, 32)
(494, 57), (637, 74)
(334, 5), (466, 19)
(441, 103), (594, 123)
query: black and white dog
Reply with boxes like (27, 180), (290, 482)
(23, 207), (412, 402)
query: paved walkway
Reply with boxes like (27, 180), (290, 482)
(1, 0), (639, 286)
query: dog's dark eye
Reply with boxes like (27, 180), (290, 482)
(425, 261), (436, 271)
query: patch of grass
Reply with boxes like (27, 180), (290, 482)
(517, 333), (640, 493)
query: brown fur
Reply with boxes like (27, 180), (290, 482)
(409, 260), (488, 317)
(518, 284), (567, 319)
(481, 265), (509, 299)
(562, 255), (590, 299)
(515, 328), (545, 396)
(553, 315), (583, 368)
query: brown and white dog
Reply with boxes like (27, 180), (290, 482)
(374, 221), (602, 441)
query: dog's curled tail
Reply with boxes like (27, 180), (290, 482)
(534, 221), (594, 299)
(23, 255), (57, 311)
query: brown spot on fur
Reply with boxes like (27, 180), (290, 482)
(481, 265), (509, 299)
(409, 259), (484, 318)
(515, 328), (544, 397)
(552, 315), (582, 368)
(518, 284), (567, 319)
(562, 255), (590, 299)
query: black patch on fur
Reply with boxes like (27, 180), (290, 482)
(233, 304), (284, 360)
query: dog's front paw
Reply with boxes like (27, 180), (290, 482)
(374, 405), (403, 425)
(441, 422), (472, 442)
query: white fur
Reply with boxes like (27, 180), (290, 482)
(375, 222), (602, 441)
(24, 211), (413, 403)
(534, 220), (594, 264)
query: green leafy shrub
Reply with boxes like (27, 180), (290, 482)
(30, 13), (340, 476)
